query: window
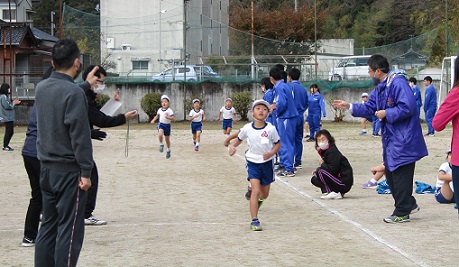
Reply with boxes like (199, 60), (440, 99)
(2, 9), (16, 21)
(132, 61), (148, 70)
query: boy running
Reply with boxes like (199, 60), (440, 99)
(150, 95), (175, 159)
(217, 98), (237, 136)
(189, 99), (206, 151)
(224, 100), (281, 231)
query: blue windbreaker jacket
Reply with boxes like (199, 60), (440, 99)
(289, 80), (308, 115)
(274, 80), (298, 119)
(352, 70), (428, 172)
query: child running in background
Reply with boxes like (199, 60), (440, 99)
(150, 95), (175, 159)
(311, 129), (353, 199)
(362, 163), (385, 188)
(435, 149), (455, 204)
(217, 98), (237, 136)
(189, 99), (206, 151)
(224, 100), (281, 231)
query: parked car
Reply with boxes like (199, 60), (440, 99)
(152, 65), (218, 82)
(329, 55), (372, 81)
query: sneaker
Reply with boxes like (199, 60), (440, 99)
(195, 146), (199, 151)
(383, 214), (410, 223)
(372, 134), (381, 137)
(320, 191), (342, 199)
(428, 133), (435, 137)
(159, 144), (164, 153)
(245, 186), (252, 200)
(278, 170), (295, 177)
(361, 180), (378, 189)
(304, 134), (310, 139)
(258, 198), (264, 209)
(250, 219), (262, 231)
(2, 146), (13, 151)
(306, 138), (315, 142)
(410, 204), (420, 214)
(359, 131), (367, 135)
(21, 237), (35, 247)
(85, 216), (107, 225)
(166, 150), (171, 159)
(294, 162), (302, 169)
(275, 166), (285, 174)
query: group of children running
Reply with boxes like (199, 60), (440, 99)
(150, 66), (353, 231)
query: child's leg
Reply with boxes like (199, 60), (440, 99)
(165, 136), (171, 150)
(158, 129), (164, 144)
(226, 127), (232, 135)
(195, 131), (201, 143)
(260, 184), (271, 200)
(249, 179), (261, 219)
(441, 182), (454, 201)
(222, 129), (227, 135)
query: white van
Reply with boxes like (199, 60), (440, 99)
(329, 55), (371, 81)
(152, 65), (218, 82)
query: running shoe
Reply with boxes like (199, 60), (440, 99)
(383, 214), (410, 223)
(159, 144), (164, 153)
(250, 219), (262, 231)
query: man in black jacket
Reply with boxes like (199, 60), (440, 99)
(82, 65), (137, 225)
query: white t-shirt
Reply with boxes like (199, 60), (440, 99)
(157, 107), (174, 124)
(436, 162), (454, 191)
(238, 122), (280, 163)
(189, 109), (204, 122)
(220, 106), (236, 120)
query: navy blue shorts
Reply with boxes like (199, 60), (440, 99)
(158, 123), (171, 136)
(246, 159), (275, 186)
(191, 122), (202, 134)
(222, 119), (233, 129)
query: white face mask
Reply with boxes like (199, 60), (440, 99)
(318, 142), (329, 150)
(94, 84), (105, 93)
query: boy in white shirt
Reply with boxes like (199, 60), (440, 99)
(224, 100), (281, 231)
(150, 95), (175, 159)
(435, 149), (455, 203)
(188, 99), (206, 151)
(217, 98), (237, 136)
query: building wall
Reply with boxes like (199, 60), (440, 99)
(100, 0), (229, 76)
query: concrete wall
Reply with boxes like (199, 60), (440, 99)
(13, 81), (443, 125)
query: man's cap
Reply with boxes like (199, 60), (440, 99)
(192, 98), (200, 104)
(161, 95), (170, 102)
(361, 93), (369, 98)
(225, 98), (232, 102)
(252, 99), (270, 110)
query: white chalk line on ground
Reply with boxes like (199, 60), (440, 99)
(233, 152), (430, 267)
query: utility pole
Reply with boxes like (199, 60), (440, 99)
(314, 0), (318, 80)
(251, 0), (255, 80)
(51, 11), (55, 36)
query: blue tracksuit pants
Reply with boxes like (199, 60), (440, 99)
(294, 115), (304, 165)
(308, 113), (321, 139)
(277, 117), (296, 172)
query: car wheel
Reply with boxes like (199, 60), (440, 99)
(332, 75), (342, 81)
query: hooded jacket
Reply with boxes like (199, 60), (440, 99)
(352, 70), (428, 172)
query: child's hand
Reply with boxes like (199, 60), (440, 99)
(312, 170), (316, 175)
(223, 139), (230, 147)
(319, 160), (324, 165)
(150, 119), (156, 125)
(262, 151), (273, 161)
(228, 144), (236, 156)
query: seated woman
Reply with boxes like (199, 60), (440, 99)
(311, 129), (353, 199)
(435, 149), (455, 204)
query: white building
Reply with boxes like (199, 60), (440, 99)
(100, 0), (229, 75)
(0, 0), (33, 23)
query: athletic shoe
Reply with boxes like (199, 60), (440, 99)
(21, 237), (35, 247)
(304, 134), (310, 139)
(258, 198), (264, 209)
(359, 131), (367, 135)
(245, 186), (252, 200)
(250, 219), (262, 231)
(320, 191), (342, 199)
(372, 134), (381, 137)
(361, 180), (378, 189)
(195, 146), (199, 151)
(278, 170), (295, 177)
(85, 216), (107, 225)
(383, 214), (410, 223)
(410, 204), (420, 214)
(294, 162), (303, 169)
(275, 166), (285, 174)
(428, 133), (435, 137)
(306, 138), (315, 142)
(2, 146), (13, 151)
(159, 144), (164, 153)
(166, 150), (171, 159)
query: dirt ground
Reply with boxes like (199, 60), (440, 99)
(1, 121), (457, 267)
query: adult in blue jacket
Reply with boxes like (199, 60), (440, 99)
(288, 68), (308, 169)
(409, 77), (422, 118)
(271, 67), (298, 177)
(333, 54), (428, 224)
(306, 84), (326, 142)
(423, 76), (437, 136)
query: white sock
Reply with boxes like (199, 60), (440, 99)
(362, 129), (367, 132)
(166, 148), (171, 152)
(370, 178), (377, 183)
(159, 142), (164, 146)
(196, 142), (200, 146)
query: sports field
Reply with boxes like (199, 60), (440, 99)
(1, 121), (457, 267)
